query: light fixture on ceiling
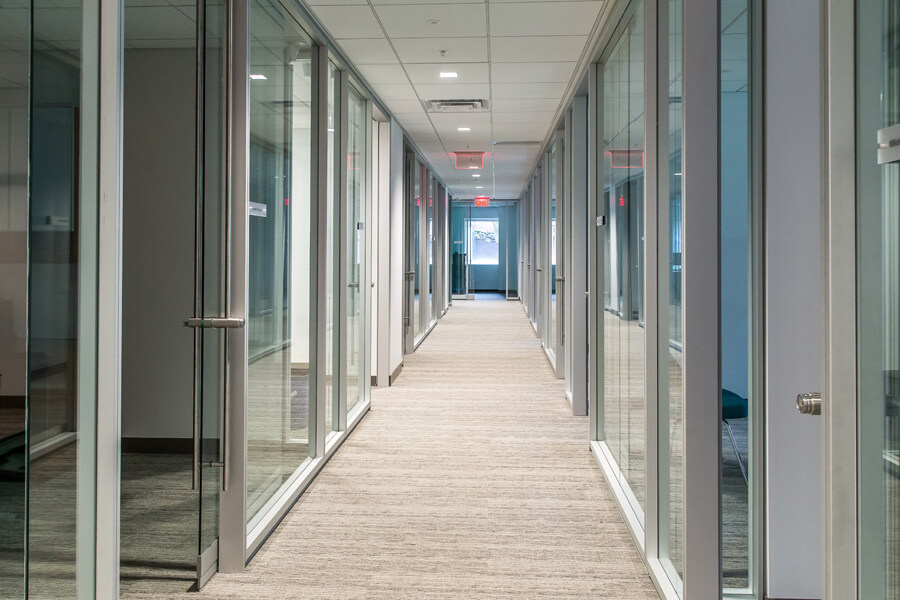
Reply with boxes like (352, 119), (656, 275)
(458, 127), (470, 132)
(476, 186), (483, 189)
(440, 72), (458, 79)
(472, 174), (480, 178)
(250, 74), (267, 80)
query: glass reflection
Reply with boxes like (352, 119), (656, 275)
(601, 0), (646, 520)
(346, 88), (365, 415)
(720, 0), (752, 591)
(247, 0), (313, 527)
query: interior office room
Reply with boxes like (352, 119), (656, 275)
(0, 0), (896, 598)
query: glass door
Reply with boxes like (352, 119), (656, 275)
(857, 1), (900, 597)
(189, 0), (229, 586)
(451, 201), (472, 299)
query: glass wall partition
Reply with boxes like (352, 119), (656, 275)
(246, 2), (314, 529)
(856, 0), (900, 597)
(597, 0), (647, 523)
(325, 61), (338, 434)
(345, 86), (367, 416)
(720, 0), (757, 593)
(659, 0), (685, 589)
(6, 0), (101, 592)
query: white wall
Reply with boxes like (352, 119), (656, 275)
(765, 2), (823, 596)
(290, 106), (311, 366)
(122, 48), (195, 439)
(375, 121), (391, 385)
(388, 119), (404, 377)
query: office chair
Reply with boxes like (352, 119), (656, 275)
(722, 388), (749, 485)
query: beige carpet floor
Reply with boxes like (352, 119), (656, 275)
(138, 298), (659, 599)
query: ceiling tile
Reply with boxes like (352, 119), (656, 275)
(490, 35), (587, 62)
(414, 82), (490, 99)
(392, 37), (488, 63)
(490, 1), (602, 36)
(312, 6), (383, 38)
(492, 82), (565, 99)
(356, 63), (409, 84)
(337, 38), (398, 65)
(491, 97), (561, 112)
(374, 3), (487, 38)
(370, 82), (419, 100)
(491, 111), (555, 126)
(403, 62), (489, 84)
(491, 61), (576, 83)
(387, 99), (427, 113)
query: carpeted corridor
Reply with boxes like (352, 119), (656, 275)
(140, 298), (659, 599)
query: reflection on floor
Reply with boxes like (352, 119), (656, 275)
(137, 298), (660, 599)
(120, 454), (196, 597)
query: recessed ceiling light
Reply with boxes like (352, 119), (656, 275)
(440, 72), (458, 79)
(250, 74), (267, 80)
(472, 174), (480, 178)
(458, 127), (470, 132)
(476, 186), (483, 189)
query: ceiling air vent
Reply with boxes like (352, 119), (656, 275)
(424, 99), (490, 113)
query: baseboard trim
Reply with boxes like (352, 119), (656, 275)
(122, 437), (194, 454)
(390, 363), (403, 385)
(0, 396), (25, 409)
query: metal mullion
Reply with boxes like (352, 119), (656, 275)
(219, 0), (248, 573)
(588, 62), (601, 442)
(823, 0), (859, 598)
(363, 99), (373, 401)
(337, 69), (349, 432)
(643, 0), (661, 567)
(681, 0), (722, 595)
(330, 65), (342, 432)
(311, 45), (328, 459)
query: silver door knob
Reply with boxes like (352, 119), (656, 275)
(796, 392), (821, 415)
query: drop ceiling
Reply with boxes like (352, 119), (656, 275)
(304, 0), (605, 200)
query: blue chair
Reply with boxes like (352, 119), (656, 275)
(722, 389), (748, 484)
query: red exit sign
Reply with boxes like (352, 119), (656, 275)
(474, 196), (490, 207)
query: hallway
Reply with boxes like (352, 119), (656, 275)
(152, 299), (658, 599)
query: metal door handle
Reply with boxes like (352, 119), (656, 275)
(555, 277), (565, 282)
(536, 268), (543, 272)
(797, 392), (821, 415)
(185, 317), (246, 329)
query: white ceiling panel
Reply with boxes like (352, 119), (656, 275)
(492, 82), (565, 99)
(413, 83), (490, 99)
(337, 38), (397, 65)
(403, 62), (490, 84)
(490, 1), (602, 36)
(490, 35), (587, 62)
(370, 82), (419, 100)
(491, 111), (555, 126)
(491, 97), (561, 112)
(356, 63), (408, 84)
(392, 37), (488, 63)
(374, 3), (487, 38)
(306, 0), (604, 199)
(386, 99), (427, 113)
(312, 6), (382, 39)
(491, 61), (576, 83)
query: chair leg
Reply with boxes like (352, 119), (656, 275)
(723, 419), (748, 485)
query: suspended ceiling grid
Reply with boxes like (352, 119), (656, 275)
(304, 0), (605, 200)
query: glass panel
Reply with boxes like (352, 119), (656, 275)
(346, 88), (365, 415)
(550, 145), (557, 353)
(0, 1), (29, 594)
(659, 0), (685, 590)
(413, 162), (420, 339)
(326, 62), (337, 433)
(468, 219), (500, 265)
(199, 0), (228, 564)
(600, 0), (646, 520)
(28, 0), (99, 590)
(720, 0), (753, 591)
(857, 1), (900, 598)
(451, 202), (470, 296)
(246, 2), (313, 527)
